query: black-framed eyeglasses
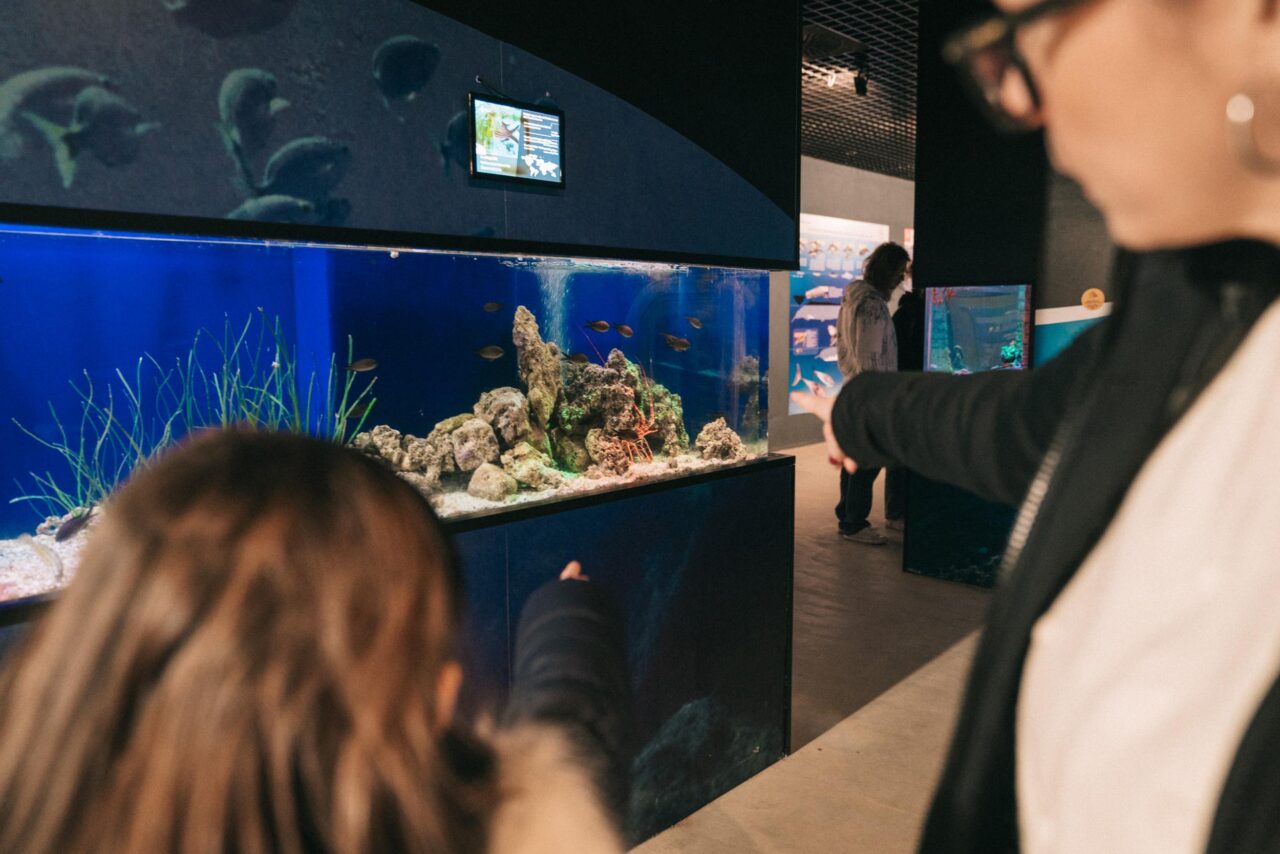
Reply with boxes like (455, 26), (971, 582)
(943, 0), (1094, 133)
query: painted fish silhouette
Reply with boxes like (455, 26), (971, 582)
(373, 35), (440, 104)
(792, 364), (802, 387)
(615, 324), (634, 338)
(476, 345), (505, 361)
(23, 87), (160, 188)
(585, 320), (610, 333)
(164, 0), (299, 38)
(218, 68), (289, 157)
(246, 136), (350, 203)
(227, 194), (316, 223)
(0, 67), (113, 161)
(346, 358), (378, 372)
(814, 370), (837, 389)
(439, 110), (469, 175)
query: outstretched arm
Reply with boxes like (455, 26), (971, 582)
(795, 320), (1106, 508)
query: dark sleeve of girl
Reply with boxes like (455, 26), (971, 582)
(830, 318), (1107, 507)
(504, 578), (631, 821)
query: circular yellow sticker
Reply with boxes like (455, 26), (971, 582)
(1082, 288), (1106, 311)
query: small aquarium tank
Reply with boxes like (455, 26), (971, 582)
(908, 284), (1032, 587)
(924, 284), (1031, 374)
(0, 224), (769, 604)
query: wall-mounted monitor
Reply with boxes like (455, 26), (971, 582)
(469, 93), (565, 187)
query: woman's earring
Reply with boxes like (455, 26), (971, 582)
(1227, 91), (1280, 175)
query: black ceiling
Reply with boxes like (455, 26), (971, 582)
(802, 0), (918, 181)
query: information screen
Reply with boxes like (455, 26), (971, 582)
(469, 94), (565, 186)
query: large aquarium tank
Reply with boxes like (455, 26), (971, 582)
(0, 224), (769, 604)
(924, 284), (1031, 374)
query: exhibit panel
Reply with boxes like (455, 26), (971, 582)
(0, 224), (770, 604)
(787, 213), (890, 413)
(904, 284), (1031, 587)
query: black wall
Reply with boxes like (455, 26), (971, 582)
(914, 0), (1048, 291)
(421, 0), (801, 218)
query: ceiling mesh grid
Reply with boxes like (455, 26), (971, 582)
(802, 0), (918, 180)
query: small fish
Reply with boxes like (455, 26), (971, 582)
(792, 364), (802, 387)
(686, 316), (704, 330)
(227, 194), (316, 223)
(585, 320), (611, 333)
(55, 507), (94, 542)
(814, 370), (837, 389)
(0, 66), (113, 160)
(347, 400), (373, 419)
(476, 345), (505, 361)
(217, 68), (289, 158)
(23, 87), (160, 188)
(661, 333), (691, 352)
(247, 136), (351, 203)
(567, 353), (590, 364)
(439, 110), (469, 175)
(346, 357), (378, 372)
(373, 35), (440, 104)
(858, 246), (870, 256)
(615, 324), (634, 338)
(483, 301), (502, 313)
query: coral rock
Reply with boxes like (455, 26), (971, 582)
(695, 418), (748, 462)
(552, 432), (591, 473)
(585, 429), (631, 476)
(468, 462), (517, 502)
(451, 418), (500, 472)
(512, 306), (563, 433)
(397, 471), (437, 495)
(434, 413), (474, 435)
(352, 424), (409, 470)
(500, 441), (566, 491)
(474, 387), (532, 448)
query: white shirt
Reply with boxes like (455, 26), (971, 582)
(1018, 300), (1280, 854)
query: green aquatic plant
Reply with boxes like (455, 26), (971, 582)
(10, 312), (376, 522)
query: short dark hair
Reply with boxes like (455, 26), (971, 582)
(863, 242), (911, 293)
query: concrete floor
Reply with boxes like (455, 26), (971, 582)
(787, 443), (989, 748)
(634, 443), (991, 852)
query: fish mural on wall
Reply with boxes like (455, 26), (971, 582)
(23, 87), (160, 188)
(0, 67), (114, 161)
(373, 35), (440, 107)
(163, 0), (300, 39)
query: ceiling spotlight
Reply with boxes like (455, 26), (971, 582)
(854, 70), (869, 97)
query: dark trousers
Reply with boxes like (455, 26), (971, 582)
(837, 465), (881, 534)
(885, 467), (908, 521)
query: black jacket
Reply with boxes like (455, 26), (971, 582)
(832, 241), (1280, 853)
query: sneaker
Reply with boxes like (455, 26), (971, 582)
(885, 518), (905, 532)
(841, 527), (887, 545)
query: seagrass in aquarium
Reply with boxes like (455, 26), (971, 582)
(0, 227), (769, 603)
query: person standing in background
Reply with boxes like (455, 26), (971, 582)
(834, 242), (911, 545)
(884, 263), (922, 531)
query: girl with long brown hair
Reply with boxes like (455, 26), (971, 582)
(0, 429), (628, 853)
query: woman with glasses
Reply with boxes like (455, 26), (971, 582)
(795, 1), (1280, 852)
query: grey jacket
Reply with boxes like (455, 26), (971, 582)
(836, 280), (898, 379)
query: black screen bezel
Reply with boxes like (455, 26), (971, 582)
(467, 91), (566, 189)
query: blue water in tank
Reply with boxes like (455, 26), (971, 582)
(0, 224), (769, 570)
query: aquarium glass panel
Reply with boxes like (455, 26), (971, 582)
(923, 284), (1031, 374)
(0, 224), (768, 603)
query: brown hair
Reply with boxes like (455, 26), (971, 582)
(0, 429), (492, 853)
(863, 241), (912, 295)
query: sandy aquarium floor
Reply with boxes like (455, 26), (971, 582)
(0, 453), (761, 604)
